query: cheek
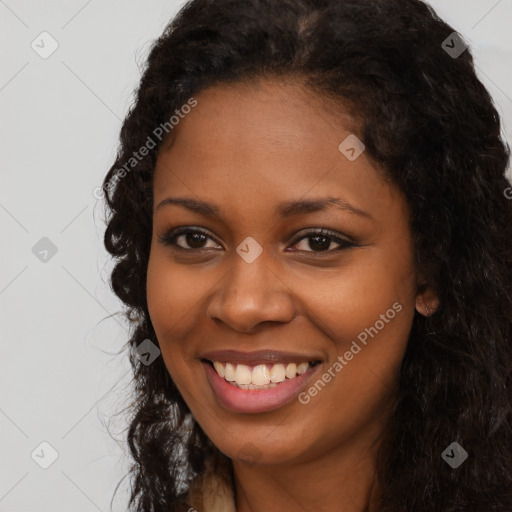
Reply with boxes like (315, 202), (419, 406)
(288, 302), (415, 460)
(293, 242), (417, 353)
(146, 248), (210, 336)
(145, 250), (210, 384)
(291, 249), (417, 444)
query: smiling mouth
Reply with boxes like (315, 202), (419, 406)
(202, 359), (322, 390)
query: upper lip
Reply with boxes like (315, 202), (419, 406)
(201, 349), (322, 365)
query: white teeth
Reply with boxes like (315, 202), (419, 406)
(228, 381), (279, 390)
(297, 362), (309, 375)
(213, 361), (225, 378)
(211, 360), (314, 387)
(248, 382), (277, 389)
(234, 364), (252, 385)
(270, 364), (286, 383)
(224, 363), (236, 381)
(285, 363), (297, 379)
(252, 364), (270, 386)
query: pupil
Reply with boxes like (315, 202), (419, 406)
(187, 233), (206, 248)
(309, 235), (330, 251)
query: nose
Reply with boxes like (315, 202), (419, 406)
(206, 248), (296, 333)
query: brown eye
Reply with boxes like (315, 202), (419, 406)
(158, 227), (222, 250)
(288, 229), (355, 253)
(180, 232), (208, 249)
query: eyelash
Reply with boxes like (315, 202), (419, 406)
(157, 226), (356, 254)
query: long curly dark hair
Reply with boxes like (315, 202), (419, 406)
(101, 0), (512, 510)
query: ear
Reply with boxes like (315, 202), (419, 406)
(415, 278), (440, 317)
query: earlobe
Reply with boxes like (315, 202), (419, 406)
(415, 282), (440, 317)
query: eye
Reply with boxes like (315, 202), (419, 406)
(158, 226), (356, 253)
(287, 228), (355, 253)
(158, 227), (222, 251)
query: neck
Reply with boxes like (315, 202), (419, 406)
(232, 426), (384, 512)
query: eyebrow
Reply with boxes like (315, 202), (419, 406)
(156, 196), (373, 220)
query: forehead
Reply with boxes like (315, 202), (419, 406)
(160, 77), (360, 155)
(152, 78), (407, 227)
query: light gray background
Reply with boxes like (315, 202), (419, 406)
(1, 1), (511, 511)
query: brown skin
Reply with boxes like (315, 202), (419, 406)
(146, 77), (439, 512)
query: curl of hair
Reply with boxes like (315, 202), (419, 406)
(102, 0), (512, 510)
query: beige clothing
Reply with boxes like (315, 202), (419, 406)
(186, 451), (236, 512)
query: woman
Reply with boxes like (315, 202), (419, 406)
(102, 0), (512, 510)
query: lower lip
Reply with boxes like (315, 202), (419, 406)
(203, 361), (321, 413)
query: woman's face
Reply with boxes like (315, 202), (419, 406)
(147, 78), (437, 467)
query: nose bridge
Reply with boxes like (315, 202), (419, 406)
(207, 245), (295, 330)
